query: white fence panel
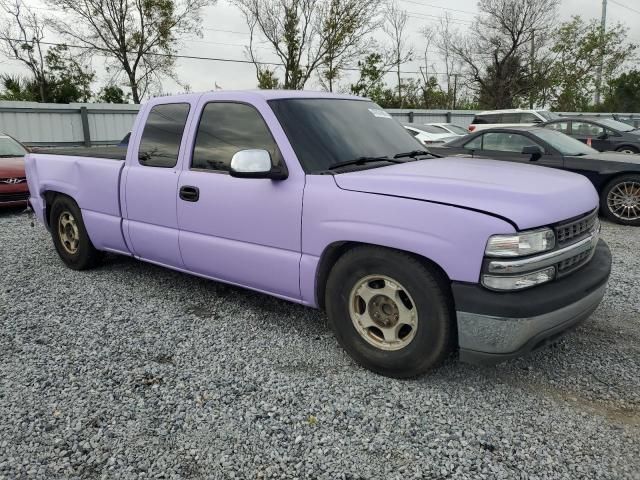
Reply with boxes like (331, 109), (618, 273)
(1, 101), (638, 146)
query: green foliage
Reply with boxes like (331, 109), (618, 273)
(0, 74), (39, 101)
(256, 68), (280, 89)
(602, 71), (640, 112)
(477, 55), (529, 109)
(0, 45), (94, 103)
(350, 53), (387, 103)
(48, 0), (213, 103)
(282, 0), (304, 89)
(45, 45), (94, 103)
(549, 16), (637, 111)
(96, 85), (132, 104)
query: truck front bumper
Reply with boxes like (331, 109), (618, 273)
(452, 239), (611, 365)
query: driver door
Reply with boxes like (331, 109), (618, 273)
(176, 99), (305, 301)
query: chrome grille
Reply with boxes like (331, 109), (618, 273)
(555, 210), (598, 246)
(557, 249), (593, 276)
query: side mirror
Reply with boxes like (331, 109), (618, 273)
(522, 145), (544, 161)
(229, 149), (287, 180)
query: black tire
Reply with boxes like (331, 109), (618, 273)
(50, 196), (101, 270)
(616, 146), (639, 154)
(599, 174), (640, 226)
(325, 246), (452, 378)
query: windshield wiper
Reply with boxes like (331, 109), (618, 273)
(327, 156), (401, 171)
(393, 150), (432, 159)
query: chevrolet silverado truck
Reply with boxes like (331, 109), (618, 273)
(25, 91), (612, 378)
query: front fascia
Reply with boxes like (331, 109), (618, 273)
(300, 175), (516, 307)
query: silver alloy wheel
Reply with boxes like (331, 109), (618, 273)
(58, 211), (80, 254)
(348, 274), (418, 351)
(607, 181), (640, 221)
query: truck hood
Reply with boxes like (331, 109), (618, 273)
(333, 157), (599, 230)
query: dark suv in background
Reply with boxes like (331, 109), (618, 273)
(541, 117), (640, 154)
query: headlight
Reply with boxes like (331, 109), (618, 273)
(482, 266), (556, 291)
(485, 228), (555, 257)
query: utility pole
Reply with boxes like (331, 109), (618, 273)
(452, 74), (459, 110)
(595, 0), (608, 105)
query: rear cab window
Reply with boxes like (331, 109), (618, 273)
(138, 103), (191, 167)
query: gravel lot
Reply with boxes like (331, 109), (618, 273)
(0, 208), (638, 479)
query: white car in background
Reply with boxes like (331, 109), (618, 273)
(425, 123), (469, 136)
(403, 124), (458, 146)
(468, 109), (560, 132)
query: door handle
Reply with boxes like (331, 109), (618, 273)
(179, 185), (199, 202)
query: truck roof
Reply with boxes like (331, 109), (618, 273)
(151, 90), (366, 103)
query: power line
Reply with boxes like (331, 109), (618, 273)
(398, 0), (476, 16)
(609, 0), (640, 15)
(4, 38), (462, 76)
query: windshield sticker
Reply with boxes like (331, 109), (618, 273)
(368, 108), (392, 119)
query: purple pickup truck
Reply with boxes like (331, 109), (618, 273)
(25, 91), (612, 377)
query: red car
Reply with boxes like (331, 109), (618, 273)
(0, 134), (29, 208)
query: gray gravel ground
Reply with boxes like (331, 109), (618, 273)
(0, 208), (638, 480)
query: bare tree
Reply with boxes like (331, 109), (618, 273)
(242, 14), (281, 89)
(233, 0), (319, 90)
(47, 0), (215, 103)
(383, 1), (412, 107)
(234, 0), (382, 90)
(317, 0), (382, 92)
(434, 13), (463, 108)
(0, 0), (47, 101)
(451, 0), (559, 108)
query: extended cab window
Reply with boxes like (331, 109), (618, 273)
(138, 103), (190, 168)
(192, 102), (281, 172)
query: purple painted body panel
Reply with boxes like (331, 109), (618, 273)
(25, 90), (601, 310)
(333, 158), (599, 230)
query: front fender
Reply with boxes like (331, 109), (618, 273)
(300, 176), (515, 307)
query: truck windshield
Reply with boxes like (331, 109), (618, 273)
(268, 98), (423, 173)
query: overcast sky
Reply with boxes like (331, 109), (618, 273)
(2, 0), (639, 97)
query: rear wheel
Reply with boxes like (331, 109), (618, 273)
(616, 146), (639, 154)
(600, 174), (640, 226)
(50, 196), (101, 269)
(325, 246), (452, 378)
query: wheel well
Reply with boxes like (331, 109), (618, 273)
(43, 191), (75, 227)
(315, 241), (453, 310)
(616, 145), (639, 152)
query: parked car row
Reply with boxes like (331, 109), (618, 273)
(430, 126), (640, 226)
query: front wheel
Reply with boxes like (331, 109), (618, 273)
(325, 246), (452, 378)
(50, 196), (101, 270)
(600, 174), (640, 226)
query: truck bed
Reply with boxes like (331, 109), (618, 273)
(25, 151), (129, 255)
(32, 146), (127, 161)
